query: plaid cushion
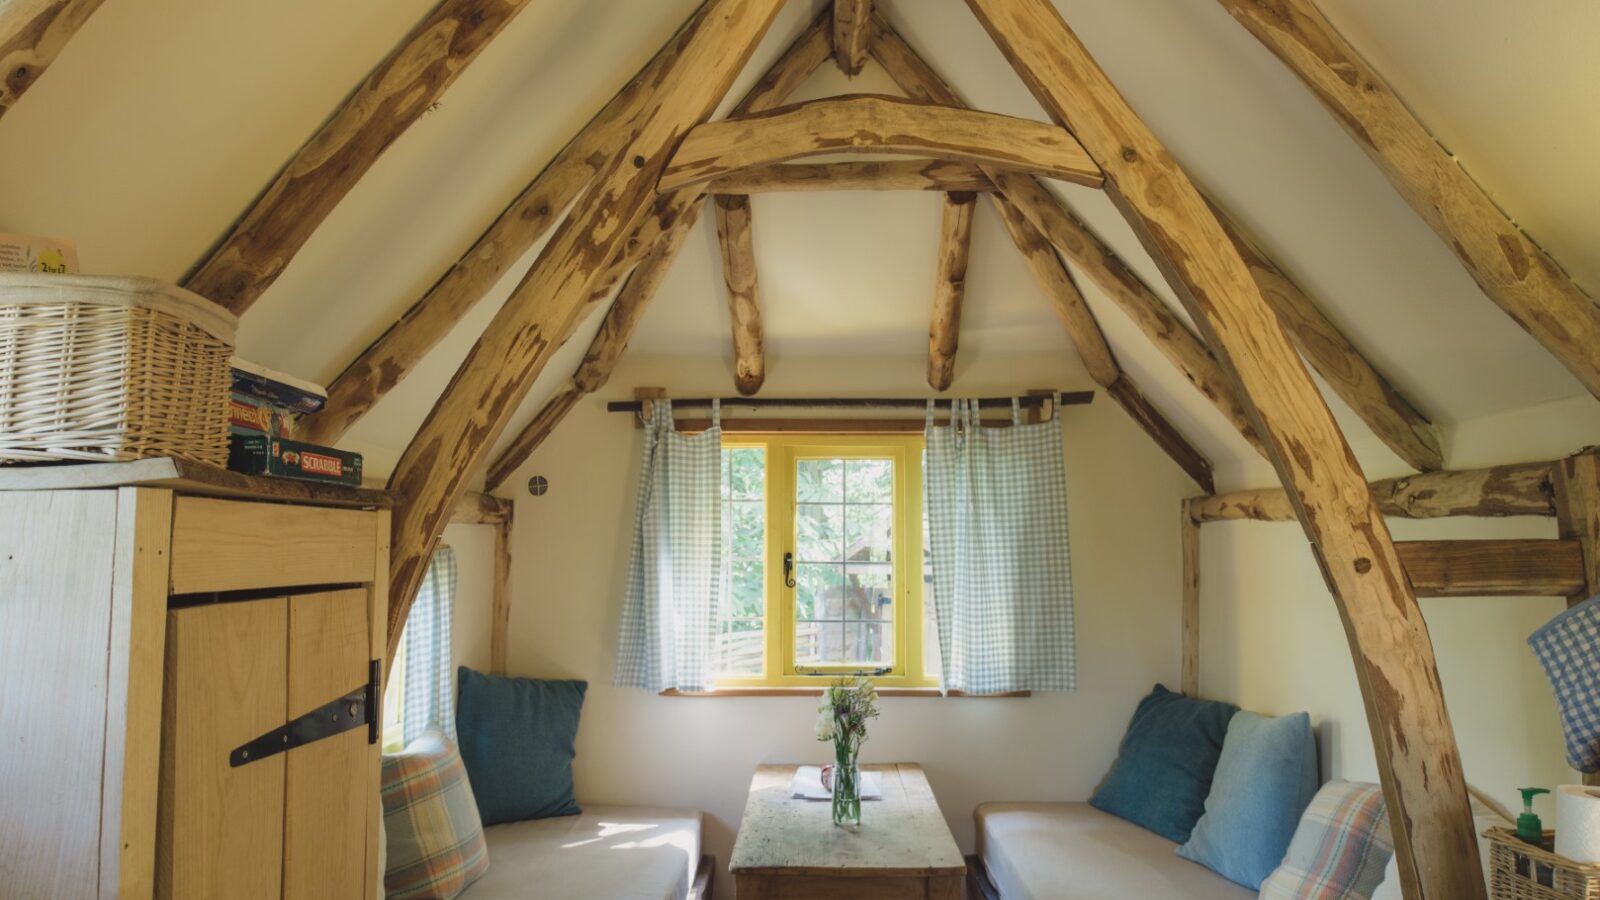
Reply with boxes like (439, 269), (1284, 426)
(1528, 594), (1600, 772)
(1259, 781), (1393, 899)
(382, 729), (490, 900)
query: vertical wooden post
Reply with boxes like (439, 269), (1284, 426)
(1553, 449), (1600, 787)
(1181, 499), (1200, 697)
(490, 509), (513, 676)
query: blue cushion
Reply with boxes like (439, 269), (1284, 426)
(1177, 711), (1320, 888)
(1089, 684), (1238, 842)
(454, 667), (586, 825)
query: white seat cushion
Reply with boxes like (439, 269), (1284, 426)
(462, 806), (701, 900)
(977, 802), (1254, 900)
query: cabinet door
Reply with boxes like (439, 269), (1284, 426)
(284, 588), (374, 899)
(158, 599), (287, 900)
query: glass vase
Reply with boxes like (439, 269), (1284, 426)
(831, 756), (861, 828)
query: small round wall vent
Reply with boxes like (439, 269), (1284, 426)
(527, 475), (550, 497)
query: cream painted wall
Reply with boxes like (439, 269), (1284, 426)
(497, 350), (1194, 895)
(1199, 396), (1600, 834)
(443, 523), (495, 683)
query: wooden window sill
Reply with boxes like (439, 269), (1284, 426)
(658, 687), (1031, 698)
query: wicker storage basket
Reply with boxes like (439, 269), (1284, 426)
(1488, 827), (1600, 900)
(0, 274), (236, 465)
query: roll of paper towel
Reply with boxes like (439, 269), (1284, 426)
(1555, 784), (1600, 864)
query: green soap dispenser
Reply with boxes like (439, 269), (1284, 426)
(1517, 787), (1551, 844)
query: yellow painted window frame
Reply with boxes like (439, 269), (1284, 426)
(717, 433), (935, 690)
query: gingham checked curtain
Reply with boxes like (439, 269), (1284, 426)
(925, 397), (1077, 694)
(402, 546), (457, 745)
(615, 400), (723, 692)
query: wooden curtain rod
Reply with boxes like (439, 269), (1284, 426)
(605, 391), (1094, 413)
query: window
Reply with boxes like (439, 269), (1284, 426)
(717, 435), (937, 688)
(381, 638), (407, 752)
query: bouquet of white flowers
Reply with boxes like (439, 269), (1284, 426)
(815, 678), (879, 827)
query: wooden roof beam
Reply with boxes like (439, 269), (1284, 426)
(715, 195), (766, 396)
(832, 0), (870, 75)
(301, 4), (727, 446)
(866, 11), (1217, 492)
(1218, 0), (1600, 402)
(182, 0), (532, 315)
(991, 170), (1270, 458)
(991, 193), (1216, 491)
(1399, 539), (1586, 599)
(0, 0), (104, 121)
(965, 0), (1484, 894)
(660, 94), (1104, 192)
(707, 160), (995, 193)
(385, 0), (787, 662)
(481, 6), (831, 492)
(1190, 459), (1557, 523)
(927, 192), (976, 391)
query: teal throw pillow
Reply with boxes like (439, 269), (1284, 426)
(1089, 684), (1239, 843)
(454, 667), (586, 825)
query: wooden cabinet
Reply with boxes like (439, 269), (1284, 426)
(0, 473), (390, 900)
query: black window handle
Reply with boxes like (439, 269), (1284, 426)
(783, 551), (797, 588)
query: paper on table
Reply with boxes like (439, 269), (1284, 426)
(789, 766), (883, 801)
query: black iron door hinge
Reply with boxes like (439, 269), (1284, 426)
(231, 659), (380, 768)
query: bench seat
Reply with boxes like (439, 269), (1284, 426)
(976, 802), (1252, 900)
(462, 805), (703, 900)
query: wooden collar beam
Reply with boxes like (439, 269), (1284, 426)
(182, 0), (532, 315)
(1218, 0), (1600, 403)
(965, 0), (1484, 893)
(0, 0), (104, 121)
(659, 94), (1104, 192)
(706, 160), (995, 193)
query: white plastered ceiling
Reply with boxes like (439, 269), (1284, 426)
(0, 0), (1595, 491)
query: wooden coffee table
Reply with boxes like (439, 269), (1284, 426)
(729, 763), (965, 899)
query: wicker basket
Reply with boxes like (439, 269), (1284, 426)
(1488, 827), (1600, 900)
(0, 274), (236, 465)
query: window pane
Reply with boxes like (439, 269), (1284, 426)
(796, 503), (843, 562)
(796, 562), (843, 619)
(844, 563), (893, 620)
(725, 447), (765, 500)
(845, 503), (892, 563)
(796, 458), (844, 503)
(719, 447), (766, 676)
(796, 620), (843, 664)
(848, 622), (892, 665)
(729, 501), (764, 558)
(846, 458), (893, 503)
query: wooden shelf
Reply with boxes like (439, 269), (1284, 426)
(0, 458), (391, 508)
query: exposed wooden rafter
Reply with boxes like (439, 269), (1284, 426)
(714, 195), (767, 396)
(301, 5), (719, 446)
(384, 0), (787, 662)
(965, 1), (1484, 895)
(1399, 539), (1586, 599)
(867, 10), (1216, 492)
(480, 9), (832, 493)
(988, 171), (1270, 458)
(660, 94), (1104, 192)
(1211, 199), (1442, 471)
(990, 194), (1216, 491)
(0, 0), (104, 121)
(183, 0), (532, 315)
(832, 0), (871, 75)
(707, 160), (995, 194)
(926, 192), (976, 391)
(1218, 0), (1600, 404)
